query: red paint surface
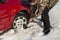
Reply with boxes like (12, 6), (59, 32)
(0, 0), (32, 31)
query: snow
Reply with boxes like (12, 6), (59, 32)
(0, 22), (43, 40)
(49, 0), (60, 28)
(0, 0), (60, 40)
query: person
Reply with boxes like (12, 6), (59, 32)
(40, 0), (58, 35)
(29, 0), (51, 35)
(28, 0), (58, 35)
(22, 0), (58, 35)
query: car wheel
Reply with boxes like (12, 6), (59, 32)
(12, 12), (29, 32)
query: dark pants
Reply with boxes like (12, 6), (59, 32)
(41, 7), (51, 29)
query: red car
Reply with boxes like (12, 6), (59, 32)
(0, 0), (36, 33)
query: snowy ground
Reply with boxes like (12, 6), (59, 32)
(0, 21), (43, 40)
(0, 0), (60, 40)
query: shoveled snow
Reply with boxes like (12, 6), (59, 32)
(0, 22), (43, 40)
(0, 0), (60, 40)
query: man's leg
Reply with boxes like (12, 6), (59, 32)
(41, 7), (51, 35)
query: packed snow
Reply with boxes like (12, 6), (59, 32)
(0, 0), (60, 40)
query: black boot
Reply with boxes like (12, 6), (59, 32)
(43, 28), (50, 35)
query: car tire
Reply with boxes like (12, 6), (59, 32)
(12, 12), (29, 32)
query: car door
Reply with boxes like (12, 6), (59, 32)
(0, 0), (10, 30)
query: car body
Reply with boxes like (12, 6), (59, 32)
(0, 0), (34, 31)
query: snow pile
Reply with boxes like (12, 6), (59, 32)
(49, 0), (60, 28)
(0, 22), (43, 40)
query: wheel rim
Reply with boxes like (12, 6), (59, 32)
(13, 16), (27, 31)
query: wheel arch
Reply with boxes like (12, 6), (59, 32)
(18, 10), (30, 19)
